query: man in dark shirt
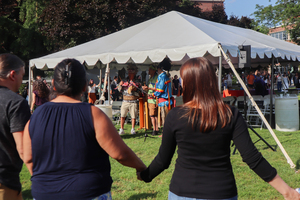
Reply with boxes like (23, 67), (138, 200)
(111, 76), (119, 101)
(254, 73), (267, 96)
(0, 53), (31, 200)
(172, 75), (180, 95)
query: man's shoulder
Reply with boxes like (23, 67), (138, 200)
(0, 87), (30, 117)
(0, 87), (24, 102)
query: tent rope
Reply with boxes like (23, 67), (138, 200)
(218, 44), (296, 170)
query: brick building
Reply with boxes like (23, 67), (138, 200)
(268, 25), (295, 44)
(190, 0), (225, 12)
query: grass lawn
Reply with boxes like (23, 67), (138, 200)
(20, 124), (300, 200)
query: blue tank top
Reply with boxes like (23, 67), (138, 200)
(29, 102), (112, 200)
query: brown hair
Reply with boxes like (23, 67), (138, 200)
(180, 57), (232, 132)
(33, 79), (50, 99)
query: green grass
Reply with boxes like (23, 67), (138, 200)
(21, 124), (300, 200)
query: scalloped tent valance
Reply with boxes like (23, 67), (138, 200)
(29, 11), (300, 69)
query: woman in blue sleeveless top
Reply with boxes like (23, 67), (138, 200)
(23, 59), (146, 200)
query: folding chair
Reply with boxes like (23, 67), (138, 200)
(222, 96), (236, 106)
(235, 96), (248, 117)
(247, 99), (265, 128)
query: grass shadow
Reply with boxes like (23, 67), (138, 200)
(296, 157), (300, 170)
(128, 192), (158, 200)
(22, 189), (32, 200)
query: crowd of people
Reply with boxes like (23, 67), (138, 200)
(1, 53), (300, 200)
(222, 69), (299, 95)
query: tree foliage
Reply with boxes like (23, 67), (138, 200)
(0, 0), (49, 62)
(253, 0), (300, 44)
(39, 0), (203, 50)
(227, 15), (254, 29)
(0, 0), (256, 61)
(202, 4), (228, 24)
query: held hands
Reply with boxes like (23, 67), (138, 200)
(136, 171), (143, 181)
(283, 188), (300, 200)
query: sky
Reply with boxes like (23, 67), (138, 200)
(224, 0), (277, 18)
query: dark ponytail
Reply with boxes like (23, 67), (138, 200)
(53, 59), (87, 97)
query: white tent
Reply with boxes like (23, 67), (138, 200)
(29, 10), (300, 70)
(29, 11), (300, 170)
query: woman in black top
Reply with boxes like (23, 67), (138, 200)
(138, 57), (299, 200)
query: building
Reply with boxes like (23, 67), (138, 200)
(268, 25), (299, 73)
(268, 25), (294, 44)
(190, 0), (225, 12)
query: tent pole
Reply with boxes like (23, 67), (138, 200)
(218, 54), (222, 93)
(99, 63), (110, 104)
(107, 63), (111, 105)
(270, 56), (275, 126)
(218, 44), (296, 170)
(99, 66), (102, 100)
(28, 66), (33, 106)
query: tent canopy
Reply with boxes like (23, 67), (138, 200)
(30, 11), (300, 69)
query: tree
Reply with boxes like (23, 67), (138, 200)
(227, 15), (254, 29)
(202, 4), (228, 24)
(253, 0), (300, 44)
(0, 0), (50, 61)
(38, 0), (203, 51)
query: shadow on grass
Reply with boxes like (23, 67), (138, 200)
(128, 192), (158, 200)
(296, 158), (300, 170)
(120, 130), (162, 140)
(22, 189), (32, 200)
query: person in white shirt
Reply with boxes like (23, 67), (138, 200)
(88, 79), (96, 104)
(227, 73), (232, 88)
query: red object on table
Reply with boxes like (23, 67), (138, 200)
(223, 89), (244, 98)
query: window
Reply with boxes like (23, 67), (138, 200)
(270, 31), (287, 41)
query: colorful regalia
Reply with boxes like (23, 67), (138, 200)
(153, 71), (173, 107)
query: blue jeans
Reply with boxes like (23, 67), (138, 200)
(91, 191), (112, 200)
(168, 191), (238, 200)
(277, 81), (282, 91)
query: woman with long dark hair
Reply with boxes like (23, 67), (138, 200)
(23, 59), (146, 200)
(138, 57), (299, 200)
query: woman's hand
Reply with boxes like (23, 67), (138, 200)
(283, 188), (300, 200)
(136, 171), (143, 181)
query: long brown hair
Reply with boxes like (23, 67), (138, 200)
(180, 57), (232, 132)
(33, 79), (50, 99)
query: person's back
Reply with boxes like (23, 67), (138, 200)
(23, 58), (146, 200)
(0, 53), (31, 200)
(247, 72), (255, 87)
(254, 77), (267, 96)
(139, 57), (300, 200)
(29, 102), (112, 199)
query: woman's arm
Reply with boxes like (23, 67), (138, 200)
(232, 109), (300, 200)
(30, 92), (36, 113)
(139, 110), (177, 182)
(91, 106), (146, 172)
(23, 120), (33, 175)
(268, 174), (300, 200)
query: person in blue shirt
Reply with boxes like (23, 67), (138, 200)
(151, 58), (173, 127)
